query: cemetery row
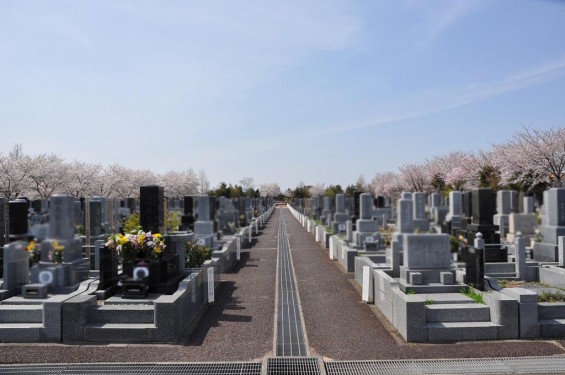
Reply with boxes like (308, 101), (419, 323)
(0, 186), (275, 343)
(288, 188), (565, 342)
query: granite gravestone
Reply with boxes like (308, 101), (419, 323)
(9, 199), (29, 241)
(533, 188), (565, 262)
(140, 185), (165, 234)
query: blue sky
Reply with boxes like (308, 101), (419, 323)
(1, 0), (564, 191)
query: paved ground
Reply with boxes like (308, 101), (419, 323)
(1, 206), (564, 364)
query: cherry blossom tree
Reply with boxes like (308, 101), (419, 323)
(371, 171), (403, 198)
(0, 145), (32, 198)
(62, 160), (102, 197)
(161, 169), (199, 198)
(309, 183), (325, 196)
(495, 126), (565, 186)
(398, 163), (430, 192)
(259, 182), (281, 197)
(26, 153), (68, 198)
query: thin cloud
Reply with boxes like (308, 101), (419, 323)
(298, 55), (565, 138)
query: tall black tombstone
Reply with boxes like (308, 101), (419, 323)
(126, 198), (137, 212)
(0, 198), (8, 247)
(375, 196), (385, 208)
(31, 200), (42, 213)
(181, 196), (195, 231)
(9, 199), (29, 241)
(463, 246), (485, 291)
(140, 185), (165, 234)
(467, 188), (504, 262)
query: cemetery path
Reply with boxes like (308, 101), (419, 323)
(0, 214), (279, 364)
(282, 208), (565, 360)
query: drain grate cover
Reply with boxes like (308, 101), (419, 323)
(276, 210), (308, 357)
(0, 362), (262, 375)
(267, 357), (321, 375)
(325, 356), (565, 375)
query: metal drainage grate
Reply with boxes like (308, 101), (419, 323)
(325, 356), (565, 375)
(267, 357), (321, 375)
(276, 210), (308, 357)
(0, 362), (262, 375)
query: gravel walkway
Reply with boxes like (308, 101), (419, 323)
(283, 208), (565, 360)
(0, 215), (279, 364)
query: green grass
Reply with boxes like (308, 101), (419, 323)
(405, 288), (416, 295)
(424, 298), (434, 305)
(460, 286), (485, 304)
(538, 291), (565, 303)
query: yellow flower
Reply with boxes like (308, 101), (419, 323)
(53, 240), (64, 251)
(154, 246), (163, 254)
(119, 235), (129, 245)
(154, 233), (162, 240)
(137, 234), (146, 244)
(26, 240), (37, 252)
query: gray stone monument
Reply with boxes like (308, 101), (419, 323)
(195, 195), (215, 248)
(533, 188), (565, 262)
(332, 194), (348, 234)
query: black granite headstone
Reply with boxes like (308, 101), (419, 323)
(140, 185), (165, 234)
(31, 200), (42, 213)
(184, 196), (194, 215)
(99, 247), (119, 290)
(126, 198), (137, 212)
(0, 198), (7, 247)
(463, 246), (485, 291)
(472, 188), (496, 225)
(89, 200), (102, 236)
(9, 199), (28, 238)
(376, 196), (385, 208)
(462, 191), (473, 218)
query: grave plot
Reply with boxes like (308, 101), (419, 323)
(288, 187), (565, 342)
(0, 187), (276, 343)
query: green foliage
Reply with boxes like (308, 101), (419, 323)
(324, 184), (344, 199)
(460, 286), (485, 304)
(345, 184), (357, 195)
(123, 212), (142, 233)
(208, 182), (244, 198)
(166, 210), (181, 232)
(406, 288), (416, 295)
(380, 225), (394, 247)
(292, 185), (311, 198)
(537, 290), (565, 303)
(424, 298), (434, 305)
(431, 173), (446, 192)
(185, 241), (212, 268)
(450, 235), (459, 253)
(478, 165), (501, 190)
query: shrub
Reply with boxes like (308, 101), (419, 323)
(185, 241), (212, 268)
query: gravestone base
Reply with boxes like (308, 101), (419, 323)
(95, 283), (119, 300)
(533, 242), (558, 262)
(484, 246), (508, 263)
(399, 266), (461, 293)
(22, 283), (49, 299)
(122, 278), (149, 299)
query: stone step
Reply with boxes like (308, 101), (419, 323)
(421, 293), (476, 304)
(539, 303), (565, 319)
(83, 323), (156, 342)
(485, 263), (516, 273)
(0, 323), (44, 342)
(425, 303), (491, 323)
(486, 272), (517, 278)
(540, 319), (565, 338)
(0, 305), (43, 323)
(87, 304), (155, 324)
(426, 321), (499, 341)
